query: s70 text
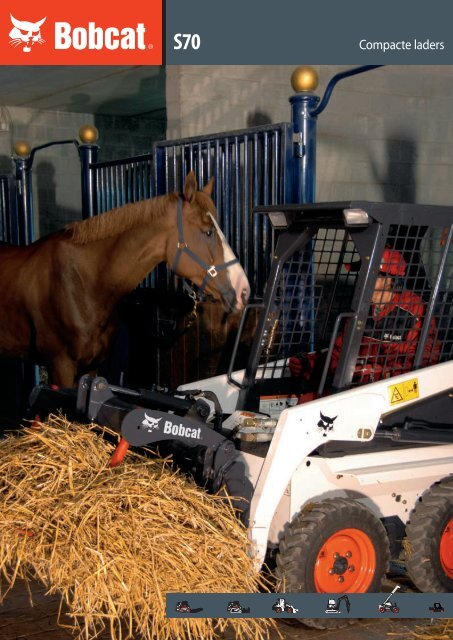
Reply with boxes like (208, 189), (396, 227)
(173, 33), (201, 50)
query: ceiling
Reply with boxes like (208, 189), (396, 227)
(0, 66), (166, 116)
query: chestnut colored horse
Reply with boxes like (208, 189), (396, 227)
(0, 172), (250, 387)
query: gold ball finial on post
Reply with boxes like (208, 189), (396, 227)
(291, 66), (319, 93)
(78, 124), (99, 144)
(13, 140), (31, 158)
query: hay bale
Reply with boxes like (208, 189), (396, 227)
(0, 416), (276, 640)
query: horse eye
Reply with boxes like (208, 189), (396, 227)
(204, 229), (214, 238)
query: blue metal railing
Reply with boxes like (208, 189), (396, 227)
(7, 65), (385, 264)
(0, 174), (17, 244)
(93, 153), (154, 214)
(0, 175), (9, 242)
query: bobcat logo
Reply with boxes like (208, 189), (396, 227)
(9, 15), (46, 53)
(141, 413), (161, 433)
(317, 411), (337, 434)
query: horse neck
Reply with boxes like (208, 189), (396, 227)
(94, 198), (175, 296)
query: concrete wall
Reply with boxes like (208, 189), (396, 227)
(0, 106), (93, 237)
(0, 105), (166, 237)
(95, 111), (166, 161)
(166, 65), (453, 206)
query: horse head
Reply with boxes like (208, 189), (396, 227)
(168, 172), (250, 313)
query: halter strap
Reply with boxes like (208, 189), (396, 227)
(171, 198), (239, 296)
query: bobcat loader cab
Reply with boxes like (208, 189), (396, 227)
(180, 201), (453, 597)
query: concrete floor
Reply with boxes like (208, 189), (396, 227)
(0, 579), (427, 640)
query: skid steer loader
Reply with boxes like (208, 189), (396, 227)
(30, 202), (453, 612)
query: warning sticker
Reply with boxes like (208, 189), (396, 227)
(388, 378), (419, 405)
(259, 395), (299, 418)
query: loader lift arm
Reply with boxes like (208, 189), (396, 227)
(29, 375), (253, 521)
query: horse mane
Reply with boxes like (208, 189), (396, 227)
(66, 192), (179, 244)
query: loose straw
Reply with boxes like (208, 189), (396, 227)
(0, 415), (278, 640)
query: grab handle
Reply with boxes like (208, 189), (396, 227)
(318, 312), (355, 395)
(227, 303), (264, 389)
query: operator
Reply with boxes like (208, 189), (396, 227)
(289, 247), (441, 386)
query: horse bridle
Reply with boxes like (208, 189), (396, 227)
(171, 197), (239, 298)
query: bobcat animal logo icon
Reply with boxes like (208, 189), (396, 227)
(141, 413), (161, 433)
(9, 14), (46, 53)
(317, 411), (337, 433)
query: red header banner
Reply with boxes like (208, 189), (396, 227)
(0, 0), (162, 64)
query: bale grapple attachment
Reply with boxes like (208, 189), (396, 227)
(29, 375), (252, 520)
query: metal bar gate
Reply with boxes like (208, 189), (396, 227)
(0, 174), (16, 244)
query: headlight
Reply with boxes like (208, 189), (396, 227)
(343, 208), (371, 226)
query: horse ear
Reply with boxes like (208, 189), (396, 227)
(202, 176), (215, 197)
(184, 171), (198, 203)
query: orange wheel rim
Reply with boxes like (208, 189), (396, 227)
(440, 518), (453, 579)
(314, 528), (376, 592)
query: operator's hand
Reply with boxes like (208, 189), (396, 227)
(289, 355), (305, 378)
(289, 351), (325, 384)
(289, 353), (317, 379)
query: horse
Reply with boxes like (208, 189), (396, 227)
(0, 172), (250, 387)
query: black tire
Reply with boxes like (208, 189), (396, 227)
(405, 477), (453, 592)
(276, 498), (390, 629)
